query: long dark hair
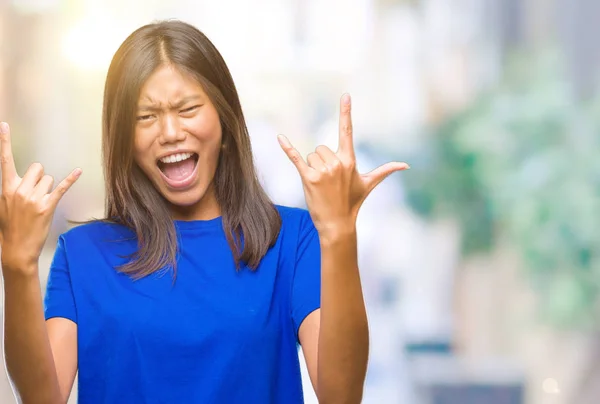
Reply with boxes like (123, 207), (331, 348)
(101, 20), (281, 278)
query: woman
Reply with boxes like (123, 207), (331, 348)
(0, 20), (408, 403)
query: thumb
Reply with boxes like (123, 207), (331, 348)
(363, 161), (409, 192)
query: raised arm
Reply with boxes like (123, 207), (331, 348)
(279, 94), (409, 403)
(0, 122), (80, 403)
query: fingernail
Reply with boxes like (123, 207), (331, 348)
(342, 94), (351, 105)
(0, 122), (8, 134)
(73, 168), (82, 177)
(277, 134), (290, 147)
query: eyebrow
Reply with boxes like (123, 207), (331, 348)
(137, 95), (203, 111)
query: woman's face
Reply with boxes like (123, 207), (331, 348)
(133, 64), (222, 220)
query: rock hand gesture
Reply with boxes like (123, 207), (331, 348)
(0, 122), (81, 275)
(278, 94), (409, 239)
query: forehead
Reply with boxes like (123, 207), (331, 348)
(138, 64), (206, 104)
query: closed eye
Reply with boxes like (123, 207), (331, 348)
(180, 105), (201, 114)
(136, 114), (154, 121)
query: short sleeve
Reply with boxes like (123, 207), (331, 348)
(44, 235), (77, 323)
(291, 212), (321, 341)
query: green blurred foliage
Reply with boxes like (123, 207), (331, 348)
(404, 51), (600, 330)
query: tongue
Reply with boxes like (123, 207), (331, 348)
(161, 158), (196, 181)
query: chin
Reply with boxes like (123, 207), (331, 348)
(163, 186), (209, 208)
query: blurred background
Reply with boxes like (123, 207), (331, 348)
(1, 0), (599, 403)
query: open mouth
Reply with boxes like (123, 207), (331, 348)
(157, 152), (199, 189)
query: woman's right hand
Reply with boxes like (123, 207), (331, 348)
(0, 122), (82, 275)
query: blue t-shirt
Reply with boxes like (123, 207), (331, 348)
(44, 205), (321, 403)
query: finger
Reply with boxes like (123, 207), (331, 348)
(307, 152), (326, 172)
(363, 162), (410, 192)
(17, 162), (45, 195)
(315, 145), (338, 167)
(46, 168), (82, 207)
(0, 122), (18, 187)
(337, 93), (355, 159)
(32, 174), (54, 199)
(277, 135), (311, 176)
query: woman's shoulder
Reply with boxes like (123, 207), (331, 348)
(59, 219), (134, 246)
(274, 205), (316, 238)
(50, 220), (135, 268)
(275, 204), (309, 221)
(275, 205), (313, 226)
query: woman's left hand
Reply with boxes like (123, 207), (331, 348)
(278, 93), (409, 238)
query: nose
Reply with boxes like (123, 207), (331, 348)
(159, 114), (186, 145)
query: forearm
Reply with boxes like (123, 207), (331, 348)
(3, 266), (62, 404)
(317, 226), (369, 403)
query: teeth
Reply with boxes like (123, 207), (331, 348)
(160, 152), (193, 164)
